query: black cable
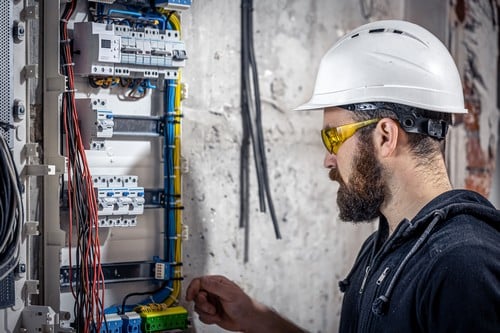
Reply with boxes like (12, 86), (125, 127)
(240, 0), (251, 261)
(239, 0), (281, 252)
(246, 0), (281, 239)
(120, 280), (169, 314)
(150, 0), (157, 12)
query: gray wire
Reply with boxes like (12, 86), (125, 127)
(0, 134), (23, 281)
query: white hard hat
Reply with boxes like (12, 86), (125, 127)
(295, 20), (467, 114)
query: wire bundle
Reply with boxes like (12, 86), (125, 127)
(88, 76), (153, 100)
(61, 1), (106, 332)
(0, 131), (23, 281)
(240, 0), (281, 262)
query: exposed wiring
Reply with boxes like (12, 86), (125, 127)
(0, 132), (23, 281)
(120, 280), (169, 314)
(158, 11), (183, 309)
(240, 0), (281, 262)
(61, 1), (106, 331)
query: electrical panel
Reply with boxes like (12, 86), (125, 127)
(0, 0), (190, 332)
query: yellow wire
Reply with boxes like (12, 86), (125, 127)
(161, 10), (183, 308)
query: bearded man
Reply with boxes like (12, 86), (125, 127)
(185, 20), (500, 333)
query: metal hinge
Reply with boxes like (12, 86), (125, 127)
(24, 164), (56, 176)
(23, 64), (39, 79)
(25, 280), (39, 296)
(22, 6), (39, 20)
(24, 221), (40, 236)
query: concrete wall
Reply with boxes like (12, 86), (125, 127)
(179, 1), (404, 332)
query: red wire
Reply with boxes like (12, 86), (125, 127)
(61, 1), (106, 331)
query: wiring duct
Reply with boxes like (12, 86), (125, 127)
(61, 1), (106, 331)
(240, 0), (281, 262)
(155, 11), (183, 310)
(0, 129), (23, 282)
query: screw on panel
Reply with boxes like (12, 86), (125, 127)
(13, 99), (25, 120)
(13, 21), (25, 42)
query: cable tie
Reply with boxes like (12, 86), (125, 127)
(61, 63), (75, 68)
(60, 38), (72, 44)
(60, 18), (69, 23)
(65, 89), (78, 93)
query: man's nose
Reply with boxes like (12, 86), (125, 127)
(323, 152), (337, 169)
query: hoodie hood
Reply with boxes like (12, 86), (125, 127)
(371, 189), (499, 316)
(400, 189), (500, 239)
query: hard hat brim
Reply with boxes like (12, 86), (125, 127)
(294, 88), (469, 114)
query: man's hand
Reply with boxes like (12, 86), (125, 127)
(186, 275), (257, 331)
(186, 275), (307, 333)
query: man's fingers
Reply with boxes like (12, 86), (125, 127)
(197, 311), (222, 326)
(186, 278), (201, 301)
(194, 275), (239, 302)
(194, 291), (217, 315)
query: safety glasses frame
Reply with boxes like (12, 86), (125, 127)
(321, 118), (380, 154)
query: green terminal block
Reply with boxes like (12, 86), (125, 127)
(140, 306), (189, 332)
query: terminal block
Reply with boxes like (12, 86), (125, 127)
(76, 98), (114, 150)
(73, 22), (186, 78)
(139, 306), (189, 333)
(99, 313), (123, 333)
(121, 312), (141, 333)
(100, 314), (122, 333)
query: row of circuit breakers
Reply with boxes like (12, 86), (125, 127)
(74, 22), (187, 79)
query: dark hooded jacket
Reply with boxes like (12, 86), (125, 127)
(338, 189), (500, 332)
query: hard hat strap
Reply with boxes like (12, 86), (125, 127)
(399, 114), (449, 139)
(341, 102), (449, 140)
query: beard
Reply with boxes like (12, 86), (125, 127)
(329, 135), (387, 222)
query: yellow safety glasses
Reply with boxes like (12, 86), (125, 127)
(321, 118), (380, 154)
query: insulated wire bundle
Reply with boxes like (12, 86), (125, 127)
(0, 132), (23, 281)
(161, 12), (183, 308)
(61, 1), (106, 331)
(240, 0), (281, 262)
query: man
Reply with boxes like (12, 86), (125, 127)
(186, 20), (500, 332)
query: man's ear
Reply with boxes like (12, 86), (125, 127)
(373, 118), (400, 158)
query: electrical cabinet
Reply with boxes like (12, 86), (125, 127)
(0, 1), (191, 332)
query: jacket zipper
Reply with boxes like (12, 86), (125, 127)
(359, 266), (371, 294)
(356, 230), (405, 332)
(355, 220), (410, 333)
(376, 267), (390, 285)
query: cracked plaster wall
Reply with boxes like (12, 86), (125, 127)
(179, 1), (404, 332)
